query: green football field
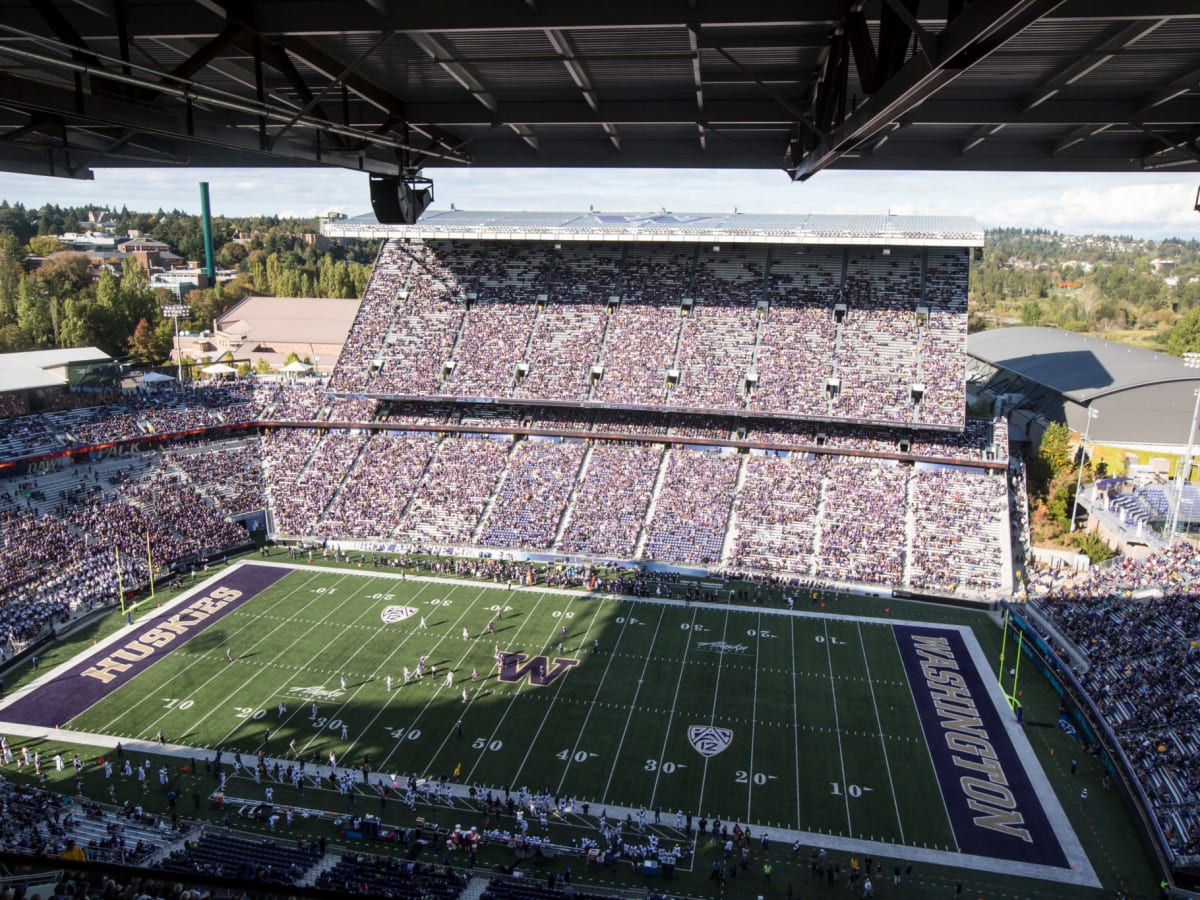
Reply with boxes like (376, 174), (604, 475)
(66, 563), (975, 849)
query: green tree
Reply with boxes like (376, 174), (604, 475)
(26, 235), (67, 256)
(1165, 306), (1200, 356)
(1019, 301), (1042, 326)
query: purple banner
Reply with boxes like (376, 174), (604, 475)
(3, 564), (289, 728)
(892, 624), (1068, 868)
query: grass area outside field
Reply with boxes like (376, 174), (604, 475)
(0, 553), (1164, 898)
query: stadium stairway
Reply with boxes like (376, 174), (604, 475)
(470, 439), (519, 546)
(718, 453), (751, 566)
(903, 472), (917, 586)
(457, 873), (488, 900)
(634, 449), (673, 559)
(551, 444), (594, 548)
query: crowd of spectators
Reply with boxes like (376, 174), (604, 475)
(315, 852), (467, 899)
(267, 431), (367, 536)
(815, 460), (909, 586)
(318, 434), (438, 540)
(478, 439), (586, 548)
(642, 450), (740, 566)
(908, 467), (1007, 594)
(396, 435), (512, 545)
(729, 454), (825, 574)
(558, 443), (663, 558)
(165, 441), (266, 517)
(1031, 544), (1200, 863)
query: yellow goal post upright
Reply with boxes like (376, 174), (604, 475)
(997, 605), (1025, 717)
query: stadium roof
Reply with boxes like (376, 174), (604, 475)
(0, 347), (111, 393)
(323, 210), (984, 247)
(967, 326), (1198, 403)
(216, 296), (362, 345)
(0, 1), (1198, 199)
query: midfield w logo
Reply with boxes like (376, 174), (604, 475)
(498, 652), (580, 687)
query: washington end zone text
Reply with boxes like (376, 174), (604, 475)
(913, 633), (1030, 841)
(891, 623), (1068, 867)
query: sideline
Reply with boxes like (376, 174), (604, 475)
(0, 559), (1100, 888)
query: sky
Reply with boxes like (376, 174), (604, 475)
(1, 166), (1199, 241)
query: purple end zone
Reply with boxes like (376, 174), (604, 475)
(892, 623), (1068, 868)
(2, 564), (290, 728)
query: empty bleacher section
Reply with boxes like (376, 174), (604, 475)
(158, 832), (321, 884)
(314, 853), (467, 899)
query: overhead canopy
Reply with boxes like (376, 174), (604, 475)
(201, 363), (237, 376)
(281, 361), (312, 373)
(139, 372), (175, 383)
(0, 1), (1197, 188)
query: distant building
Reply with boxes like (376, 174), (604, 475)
(172, 296), (361, 373)
(0, 347), (115, 413)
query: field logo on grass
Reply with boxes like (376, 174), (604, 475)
(381, 605), (419, 624)
(497, 652), (580, 687)
(696, 640), (749, 655)
(688, 725), (733, 758)
(288, 685), (346, 701)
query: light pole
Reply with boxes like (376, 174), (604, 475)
(1167, 353), (1200, 543)
(163, 303), (191, 383)
(1070, 407), (1099, 533)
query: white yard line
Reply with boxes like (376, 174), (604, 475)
(857, 621), (905, 844)
(746, 613), (762, 823)
(554, 603), (638, 795)
(97, 569), (332, 735)
(374, 587), (495, 775)
(649, 605), (698, 809)
(693, 604), (732, 819)
(208, 574), (379, 747)
(789, 616), (802, 830)
(823, 618), (853, 835)
(507, 594), (608, 788)
(460, 593), (560, 784)
(600, 605), (668, 802)
(294, 579), (438, 758)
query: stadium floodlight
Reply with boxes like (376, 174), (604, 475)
(162, 304), (191, 383)
(1167, 357), (1200, 543)
(1069, 407), (1099, 534)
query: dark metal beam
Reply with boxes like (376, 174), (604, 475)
(0, 70), (402, 173)
(789, 0), (1065, 181)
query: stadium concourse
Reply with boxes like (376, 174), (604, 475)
(0, 209), (1193, 892)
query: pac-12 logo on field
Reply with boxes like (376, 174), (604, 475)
(688, 725), (733, 758)
(381, 605), (419, 624)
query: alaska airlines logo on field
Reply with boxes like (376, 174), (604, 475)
(288, 685), (346, 701)
(688, 725), (733, 758)
(497, 652), (580, 687)
(696, 641), (750, 655)
(381, 605), (419, 624)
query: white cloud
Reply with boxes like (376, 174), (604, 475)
(1, 165), (1198, 239)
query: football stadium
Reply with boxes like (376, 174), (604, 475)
(3, 2), (1200, 899)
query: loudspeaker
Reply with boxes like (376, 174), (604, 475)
(369, 174), (434, 224)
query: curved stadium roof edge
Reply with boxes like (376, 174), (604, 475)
(967, 327), (1200, 404)
(321, 210), (984, 248)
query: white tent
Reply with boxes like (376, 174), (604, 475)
(139, 372), (175, 383)
(201, 363), (237, 376)
(281, 361), (313, 373)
